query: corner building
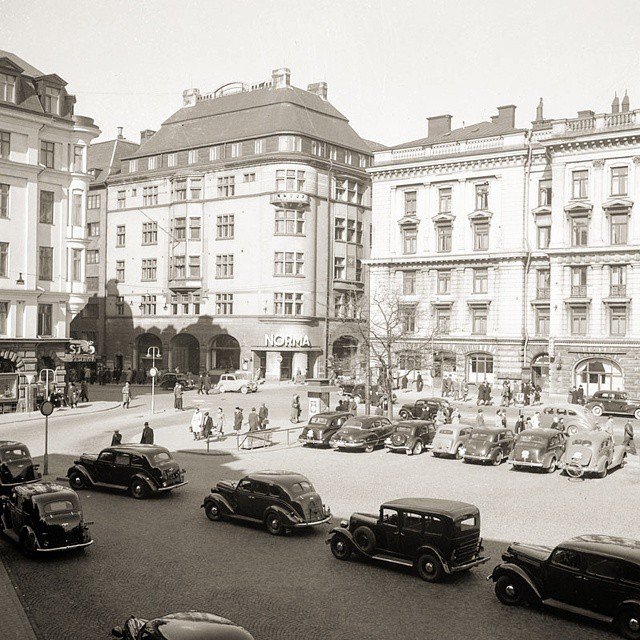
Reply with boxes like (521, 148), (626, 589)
(105, 69), (374, 380)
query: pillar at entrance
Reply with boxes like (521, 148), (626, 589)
(292, 352), (308, 379)
(265, 351), (281, 380)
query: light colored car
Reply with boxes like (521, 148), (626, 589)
(431, 424), (473, 459)
(539, 403), (597, 436)
(560, 430), (627, 478)
(217, 372), (258, 394)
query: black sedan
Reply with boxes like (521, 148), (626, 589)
(384, 420), (437, 455)
(398, 397), (452, 421)
(329, 416), (394, 452)
(298, 411), (353, 446)
(585, 390), (640, 420)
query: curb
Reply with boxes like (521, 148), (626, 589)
(0, 558), (40, 640)
(177, 449), (234, 457)
(0, 401), (120, 426)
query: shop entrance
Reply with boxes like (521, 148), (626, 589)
(280, 352), (293, 381)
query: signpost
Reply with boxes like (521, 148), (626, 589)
(146, 347), (161, 414)
(40, 400), (54, 476)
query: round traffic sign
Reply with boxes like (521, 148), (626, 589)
(40, 401), (54, 417)
(149, 367), (158, 378)
(275, 355), (283, 363)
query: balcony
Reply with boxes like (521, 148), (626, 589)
(168, 276), (202, 292)
(571, 285), (587, 298)
(536, 288), (550, 300)
(270, 192), (311, 209)
(610, 284), (627, 297)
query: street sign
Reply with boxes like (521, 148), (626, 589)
(149, 367), (158, 378)
(40, 401), (54, 417)
(275, 355), (283, 363)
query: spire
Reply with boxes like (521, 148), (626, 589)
(535, 97), (544, 121)
(622, 90), (630, 112)
(612, 92), (620, 114)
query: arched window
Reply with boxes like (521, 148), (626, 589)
(574, 358), (623, 396)
(467, 353), (494, 384)
(210, 335), (240, 371)
(531, 353), (550, 388)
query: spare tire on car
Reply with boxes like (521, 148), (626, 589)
(353, 525), (376, 554)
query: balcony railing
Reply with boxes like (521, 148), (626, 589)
(545, 109), (640, 138)
(571, 285), (587, 297)
(610, 284), (627, 297)
(536, 288), (550, 300)
(168, 276), (202, 291)
(270, 192), (311, 208)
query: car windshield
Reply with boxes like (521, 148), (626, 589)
(518, 435), (546, 444)
(572, 439), (592, 447)
(42, 500), (75, 514)
(470, 432), (494, 442)
(309, 417), (329, 426)
(0, 447), (30, 462)
(395, 425), (416, 434)
(438, 429), (453, 435)
(290, 481), (314, 495)
(151, 452), (172, 463)
(343, 419), (364, 429)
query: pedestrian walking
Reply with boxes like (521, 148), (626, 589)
(623, 420), (637, 455)
(477, 382), (485, 406)
(197, 373), (205, 395)
(174, 382), (183, 411)
(401, 374), (408, 390)
(202, 411), (213, 439)
(191, 408), (203, 440)
(80, 379), (89, 403)
(531, 411), (541, 429)
(111, 429), (122, 446)
(68, 383), (79, 408)
(576, 385), (585, 405)
(140, 421), (154, 444)
(461, 381), (469, 402)
(349, 395), (358, 413)
(494, 409), (503, 428)
(248, 407), (260, 431)
(233, 407), (243, 432)
(605, 417), (614, 436)
(121, 382), (131, 409)
(533, 384), (542, 405)
(451, 410), (461, 425)
(416, 373), (423, 392)
(290, 394), (301, 423)
(258, 402), (269, 429)
(476, 408), (485, 427)
(204, 373), (211, 395)
(514, 411), (525, 434)
(435, 409), (446, 429)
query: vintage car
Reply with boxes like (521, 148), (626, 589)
(217, 372), (258, 394)
(431, 424), (473, 459)
(490, 534), (640, 639)
(560, 430), (627, 478)
(398, 397), (453, 421)
(297, 411), (353, 447)
(0, 482), (92, 556)
(463, 427), (515, 465)
(585, 390), (640, 420)
(508, 428), (566, 473)
(0, 440), (41, 494)
(202, 470), (330, 536)
(327, 498), (489, 582)
(157, 372), (195, 390)
(67, 444), (188, 499)
(539, 403), (597, 436)
(384, 420), (437, 455)
(338, 382), (396, 406)
(329, 416), (394, 452)
(112, 611), (255, 640)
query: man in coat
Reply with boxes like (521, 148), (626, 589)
(174, 382), (183, 411)
(140, 422), (154, 444)
(233, 407), (243, 432)
(121, 382), (131, 409)
(258, 402), (269, 429)
(623, 420), (637, 455)
(248, 408), (260, 431)
(111, 429), (122, 446)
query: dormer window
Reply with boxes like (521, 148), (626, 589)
(0, 73), (16, 103)
(44, 86), (61, 115)
(475, 183), (489, 210)
(129, 159), (137, 173)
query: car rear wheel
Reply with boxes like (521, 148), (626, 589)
(546, 457), (557, 473)
(455, 444), (465, 460)
(265, 512), (284, 536)
(68, 471), (86, 490)
(412, 441), (423, 455)
(399, 410), (410, 419)
(616, 605), (640, 640)
(218, 386), (226, 393)
(599, 462), (608, 479)
(364, 443), (375, 453)
(492, 450), (503, 466)
(330, 536), (352, 561)
(416, 552), (444, 583)
(240, 386), (248, 394)
(495, 575), (527, 606)
(205, 501), (222, 521)
(635, 409), (640, 421)
(353, 526), (376, 554)
(591, 405), (603, 417)
(129, 479), (148, 500)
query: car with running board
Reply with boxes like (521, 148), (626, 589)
(384, 420), (436, 455)
(0, 440), (41, 494)
(298, 411), (353, 447)
(327, 498), (488, 582)
(330, 416), (394, 452)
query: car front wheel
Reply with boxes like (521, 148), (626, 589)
(399, 410), (409, 419)
(416, 552), (444, 582)
(635, 409), (640, 421)
(495, 575), (527, 606)
(591, 405), (603, 417)
(330, 536), (352, 561)
(265, 512), (284, 536)
(616, 605), (640, 640)
(546, 457), (557, 473)
(364, 443), (375, 453)
(240, 386), (248, 394)
(68, 471), (86, 490)
(352, 526), (376, 554)
(411, 441), (423, 455)
(492, 450), (503, 466)
(455, 444), (465, 459)
(205, 501), (222, 521)
(129, 479), (148, 500)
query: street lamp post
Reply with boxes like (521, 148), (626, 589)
(147, 347), (161, 414)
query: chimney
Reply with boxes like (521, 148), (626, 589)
(271, 68), (291, 89)
(140, 129), (156, 144)
(622, 90), (630, 113)
(307, 82), (328, 100)
(577, 109), (595, 118)
(182, 87), (201, 107)
(611, 93), (620, 114)
(427, 114), (452, 138)
(117, 126), (123, 140)
(496, 105), (516, 128)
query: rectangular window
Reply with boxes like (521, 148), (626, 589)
(87, 194), (101, 209)
(143, 185), (158, 206)
(334, 218), (346, 241)
(571, 266), (587, 297)
(472, 307), (488, 335)
(0, 74), (16, 103)
(217, 176), (235, 197)
(473, 222), (489, 251)
(37, 303), (53, 336)
(215, 293), (234, 315)
(311, 141), (325, 157)
(276, 169), (305, 192)
(404, 191), (417, 216)
(347, 219), (356, 242)
(403, 271), (416, 295)
(572, 217), (589, 247)
(571, 305), (588, 335)
(359, 154), (367, 168)
(40, 141), (55, 168)
(610, 305), (627, 336)
(439, 187), (452, 213)
(116, 296), (125, 315)
(437, 270), (451, 294)
(230, 142), (242, 158)
(86, 249), (99, 264)
(537, 225), (551, 249)
(0, 242), (8, 277)
(274, 252), (304, 276)
(117, 190), (126, 209)
(71, 192), (82, 226)
(71, 248), (82, 281)
(189, 255), (200, 278)
(355, 259), (363, 282)
(436, 307), (451, 334)
(188, 149), (198, 164)
(38, 246), (53, 281)
(356, 221), (364, 245)
(0, 184), (8, 218)
(329, 146), (337, 161)
(129, 159), (137, 173)
(611, 166), (628, 197)
(572, 170), (589, 199)
(274, 292), (303, 316)
(73, 146), (83, 172)
(189, 217), (201, 240)
(254, 139), (264, 154)
(400, 306), (417, 333)
(174, 217), (186, 240)
(611, 214), (628, 245)
(148, 156), (159, 170)
(475, 183), (489, 210)
(141, 258), (157, 281)
(536, 269), (550, 299)
(402, 228), (417, 254)
(535, 308), (550, 335)
(275, 209), (304, 235)
(189, 178), (202, 200)
(43, 86), (60, 114)
(215, 254), (234, 278)
(116, 225), (125, 247)
(115, 260), (125, 281)
(334, 257), (346, 280)
(473, 268), (488, 294)
(174, 179), (187, 201)
(278, 135), (302, 152)
(344, 151), (352, 164)
(172, 255), (185, 279)
(167, 153), (176, 168)
(141, 221), (157, 245)
(216, 214), (234, 239)
(0, 301), (8, 334)
(539, 179), (552, 206)
(86, 276), (98, 291)
(141, 295), (156, 315)
(243, 172), (256, 183)
(437, 224), (452, 253)
(610, 265), (626, 297)
(0, 130), (10, 158)
(39, 190), (54, 224)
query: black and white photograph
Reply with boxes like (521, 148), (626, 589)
(1, 1), (640, 638)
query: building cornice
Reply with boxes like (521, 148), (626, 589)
(365, 251), (528, 267)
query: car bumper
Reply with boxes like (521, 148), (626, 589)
(331, 441), (366, 449)
(299, 437), (327, 445)
(292, 515), (332, 528)
(155, 480), (189, 492)
(463, 454), (491, 461)
(508, 460), (544, 467)
(385, 444), (410, 452)
(37, 539), (93, 553)
(449, 555), (490, 573)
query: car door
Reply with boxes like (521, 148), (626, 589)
(111, 453), (132, 487)
(248, 481), (272, 519)
(503, 430), (515, 455)
(582, 554), (626, 617)
(378, 507), (402, 555)
(401, 511), (425, 557)
(378, 418), (393, 442)
(94, 451), (117, 483)
(544, 548), (587, 606)
(414, 400), (425, 418)
(234, 479), (259, 518)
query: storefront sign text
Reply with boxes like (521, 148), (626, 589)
(264, 334), (311, 348)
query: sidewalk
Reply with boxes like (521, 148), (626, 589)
(0, 560), (38, 640)
(0, 401), (119, 427)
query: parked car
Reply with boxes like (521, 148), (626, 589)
(157, 372), (195, 391)
(327, 498), (489, 582)
(217, 372), (258, 394)
(560, 430), (627, 479)
(384, 420), (436, 455)
(67, 444), (188, 499)
(112, 611), (255, 640)
(0, 440), (41, 494)
(508, 428), (566, 473)
(463, 427), (515, 465)
(0, 482), (92, 556)
(490, 534), (640, 639)
(398, 397), (453, 421)
(298, 411), (353, 447)
(329, 416), (394, 452)
(338, 383), (396, 405)
(539, 403), (597, 436)
(585, 390), (640, 420)
(431, 424), (473, 459)
(201, 470), (330, 536)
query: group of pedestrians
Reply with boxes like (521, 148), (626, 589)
(110, 421), (154, 446)
(187, 402), (271, 440)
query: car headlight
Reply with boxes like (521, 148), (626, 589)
(340, 520), (348, 528)
(384, 437), (391, 444)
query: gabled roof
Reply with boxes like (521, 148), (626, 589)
(88, 138), (139, 183)
(0, 49), (44, 78)
(127, 85), (372, 158)
(363, 138), (388, 152)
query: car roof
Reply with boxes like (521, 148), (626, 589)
(416, 397), (446, 403)
(569, 430), (610, 444)
(542, 403), (589, 412)
(383, 498), (479, 519)
(518, 428), (558, 438)
(562, 535), (640, 564)
(395, 420), (432, 427)
(311, 411), (351, 418)
(0, 440), (27, 448)
(14, 482), (76, 500)
(471, 427), (508, 435)
(102, 444), (170, 455)
(151, 612), (254, 640)
(246, 470), (309, 486)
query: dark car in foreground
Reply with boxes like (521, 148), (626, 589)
(384, 420), (436, 455)
(398, 397), (453, 421)
(508, 428), (566, 473)
(298, 411), (353, 446)
(157, 372), (195, 391)
(585, 390), (640, 420)
(463, 427), (515, 465)
(67, 445), (187, 499)
(327, 498), (488, 582)
(0, 440), (41, 494)
(202, 470), (330, 536)
(112, 611), (254, 640)
(0, 482), (92, 556)
(490, 534), (640, 639)
(330, 416), (394, 452)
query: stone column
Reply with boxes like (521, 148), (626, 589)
(265, 351), (281, 380)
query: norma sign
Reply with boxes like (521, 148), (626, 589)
(264, 334), (311, 348)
